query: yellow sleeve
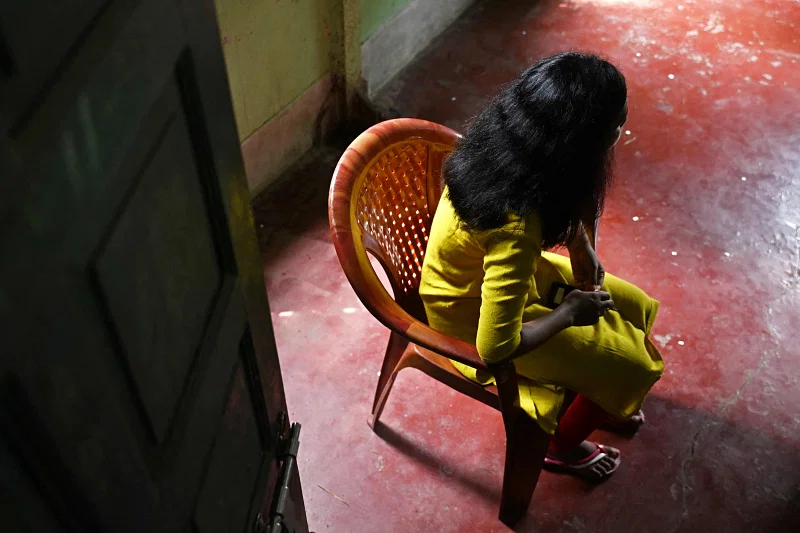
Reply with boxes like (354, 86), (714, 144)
(475, 227), (540, 363)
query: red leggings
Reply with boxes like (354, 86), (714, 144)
(548, 394), (614, 454)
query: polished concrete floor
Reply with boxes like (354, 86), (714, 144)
(254, 0), (800, 531)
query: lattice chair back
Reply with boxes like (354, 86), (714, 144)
(329, 119), (460, 323)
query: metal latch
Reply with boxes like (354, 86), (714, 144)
(256, 420), (303, 533)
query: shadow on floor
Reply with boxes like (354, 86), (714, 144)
(373, 390), (800, 533)
(373, 419), (504, 504)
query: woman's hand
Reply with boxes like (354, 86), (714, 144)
(569, 232), (605, 291)
(562, 290), (614, 326)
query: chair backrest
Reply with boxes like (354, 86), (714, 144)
(329, 119), (460, 326)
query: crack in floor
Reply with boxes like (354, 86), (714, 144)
(670, 316), (778, 532)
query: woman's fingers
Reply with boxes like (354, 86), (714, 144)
(596, 291), (612, 301)
(596, 298), (614, 317)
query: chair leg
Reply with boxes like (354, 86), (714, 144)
(368, 332), (410, 428)
(498, 413), (551, 527)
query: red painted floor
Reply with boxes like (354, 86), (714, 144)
(254, 0), (800, 531)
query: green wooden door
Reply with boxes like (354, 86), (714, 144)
(0, 1), (307, 531)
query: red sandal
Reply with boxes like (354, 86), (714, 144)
(544, 443), (621, 481)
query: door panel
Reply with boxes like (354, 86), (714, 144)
(0, 0), (306, 531)
(90, 77), (230, 446)
(0, 0), (111, 131)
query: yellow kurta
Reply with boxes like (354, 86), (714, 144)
(419, 191), (664, 434)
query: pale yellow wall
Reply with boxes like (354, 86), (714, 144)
(215, 0), (333, 141)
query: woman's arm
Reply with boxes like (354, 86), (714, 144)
(475, 229), (539, 364)
(581, 215), (599, 250)
(501, 289), (613, 363)
(567, 221), (594, 255)
(508, 306), (574, 359)
(567, 221), (605, 291)
(475, 225), (612, 365)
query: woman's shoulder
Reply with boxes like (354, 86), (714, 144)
(437, 190), (542, 248)
(482, 211), (543, 246)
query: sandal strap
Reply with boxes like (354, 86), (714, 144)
(566, 446), (608, 470)
(545, 443), (611, 470)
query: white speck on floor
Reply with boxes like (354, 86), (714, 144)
(653, 333), (674, 347)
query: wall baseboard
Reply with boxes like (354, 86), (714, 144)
(361, 0), (477, 98)
(241, 73), (342, 194)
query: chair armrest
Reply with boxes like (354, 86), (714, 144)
(330, 231), (524, 423)
(410, 323), (525, 427)
(405, 322), (489, 372)
(330, 229), (492, 372)
(405, 311), (525, 426)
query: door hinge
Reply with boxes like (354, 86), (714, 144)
(255, 418), (303, 533)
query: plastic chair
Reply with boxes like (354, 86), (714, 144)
(328, 118), (552, 526)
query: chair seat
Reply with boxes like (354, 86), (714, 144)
(407, 345), (501, 411)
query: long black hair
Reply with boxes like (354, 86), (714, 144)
(444, 52), (627, 249)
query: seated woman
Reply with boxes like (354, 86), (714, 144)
(419, 52), (664, 481)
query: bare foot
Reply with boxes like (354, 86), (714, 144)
(545, 441), (621, 481)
